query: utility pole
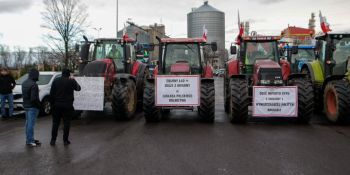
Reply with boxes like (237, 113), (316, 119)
(116, 0), (119, 37)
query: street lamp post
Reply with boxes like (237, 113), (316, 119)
(116, 0), (119, 38)
(93, 27), (102, 38)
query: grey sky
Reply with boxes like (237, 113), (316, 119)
(0, 0), (349, 49)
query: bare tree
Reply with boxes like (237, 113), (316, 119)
(41, 0), (88, 68)
(13, 46), (26, 69)
(0, 45), (11, 67)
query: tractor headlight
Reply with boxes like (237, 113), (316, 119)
(259, 80), (271, 85)
(273, 79), (283, 85)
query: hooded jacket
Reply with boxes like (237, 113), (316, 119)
(50, 69), (81, 109)
(22, 69), (41, 109)
(0, 74), (16, 94)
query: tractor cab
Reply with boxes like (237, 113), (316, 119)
(155, 38), (217, 76)
(314, 33), (350, 76)
(284, 45), (316, 73)
(229, 36), (285, 86)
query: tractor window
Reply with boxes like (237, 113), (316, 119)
(94, 43), (124, 72)
(245, 41), (278, 65)
(291, 49), (315, 63)
(333, 38), (350, 65)
(164, 43), (200, 74)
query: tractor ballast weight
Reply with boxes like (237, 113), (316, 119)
(224, 36), (314, 123)
(79, 37), (148, 120)
(300, 33), (350, 123)
(143, 37), (217, 122)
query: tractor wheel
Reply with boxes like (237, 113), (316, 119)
(301, 67), (323, 113)
(323, 80), (350, 123)
(224, 74), (230, 113)
(198, 81), (215, 122)
(230, 78), (249, 123)
(288, 78), (314, 123)
(143, 81), (161, 122)
(137, 66), (150, 109)
(112, 79), (137, 120)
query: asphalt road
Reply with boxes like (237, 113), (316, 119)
(1, 77), (350, 175)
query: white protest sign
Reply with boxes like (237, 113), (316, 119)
(156, 75), (200, 106)
(74, 77), (104, 111)
(253, 86), (298, 117)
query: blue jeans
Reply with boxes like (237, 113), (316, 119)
(0, 93), (13, 117)
(25, 108), (39, 144)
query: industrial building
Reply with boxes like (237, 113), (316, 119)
(187, 1), (226, 69)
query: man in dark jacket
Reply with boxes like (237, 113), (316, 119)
(50, 68), (81, 146)
(0, 67), (16, 120)
(22, 69), (41, 147)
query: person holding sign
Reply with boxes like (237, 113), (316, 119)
(50, 69), (81, 146)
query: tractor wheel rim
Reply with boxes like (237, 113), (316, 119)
(326, 90), (337, 118)
(127, 86), (135, 112)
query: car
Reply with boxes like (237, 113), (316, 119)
(7, 72), (62, 116)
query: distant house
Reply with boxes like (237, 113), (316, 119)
(281, 26), (315, 45)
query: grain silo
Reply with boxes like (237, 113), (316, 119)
(187, 1), (225, 68)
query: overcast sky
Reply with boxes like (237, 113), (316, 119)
(0, 0), (349, 49)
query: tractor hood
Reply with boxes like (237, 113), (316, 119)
(170, 61), (190, 75)
(253, 59), (283, 86)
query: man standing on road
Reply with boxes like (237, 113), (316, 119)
(50, 68), (81, 146)
(0, 67), (16, 120)
(22, 69), (41, 147)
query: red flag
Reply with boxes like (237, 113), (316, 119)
(235, 10), (244, 45)
(202, 25), (208, 41)
(319, 11), (332, 34)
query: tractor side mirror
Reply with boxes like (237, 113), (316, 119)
(211, 42), (217, 52)
(79, 43), (90, 61)
(291, 46), (298, 54)
(315, 40), (322, 51)
(230, 45), (237, 55)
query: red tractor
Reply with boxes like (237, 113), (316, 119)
(79, 36), (148, 120)
(225, 36), (314, 123)
(142, 37), (217, 122)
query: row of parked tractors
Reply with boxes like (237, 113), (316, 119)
(77, 32), (350, 124)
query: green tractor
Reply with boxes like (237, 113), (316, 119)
(301, 33), (350, 123)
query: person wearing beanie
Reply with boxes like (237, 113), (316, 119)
(50, 68), (81, 146)
(22, 69), (41, 147)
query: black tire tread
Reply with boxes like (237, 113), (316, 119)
(230, 78), (249, 123)
(324, 80), (350, 123)
(198, 81), (215, 122)
(143, 81), (161, 122)
(111, 80), (137, 120)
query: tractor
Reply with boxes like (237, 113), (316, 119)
(225, 35), (314, 123)
(79, 36), (148, 120)
(301, 33), (350, 123)
(283, 45), (316, 73)
(142, 37), (217, 122)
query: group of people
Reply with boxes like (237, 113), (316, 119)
(0, 67), (81, 147)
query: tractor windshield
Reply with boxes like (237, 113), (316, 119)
(94, 42), (124, 72)
(333, 37), (350, 65)
(291, 49), (315, 62)
(164, 43), (200, 74)
(245, 41), (278, 65)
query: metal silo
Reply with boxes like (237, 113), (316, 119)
(187, 1), (225, 50)
(187, 1), (225, 68)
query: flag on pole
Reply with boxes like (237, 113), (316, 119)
(235, 10), (244, 45)
(202, 25), (208, 41)
(319, 11), (332, 34)
(123, 23), (129, 41)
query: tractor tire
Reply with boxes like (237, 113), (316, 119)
(288, 78), (314, 123)
(143, 81), (161, 122)
(323, 80), (350, 123)
(198, 81), (215, 122)
(224, 74), (230, 113)
(111, 79), (137, 120)
(136, 65), (150, 109)
(301, 67), (323, 113)
(230, 78), (249, 123)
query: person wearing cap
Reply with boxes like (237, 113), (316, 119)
(22, 69), (41, 147)
(50, 68), (81, 146)
(0, 67), (16, 120)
